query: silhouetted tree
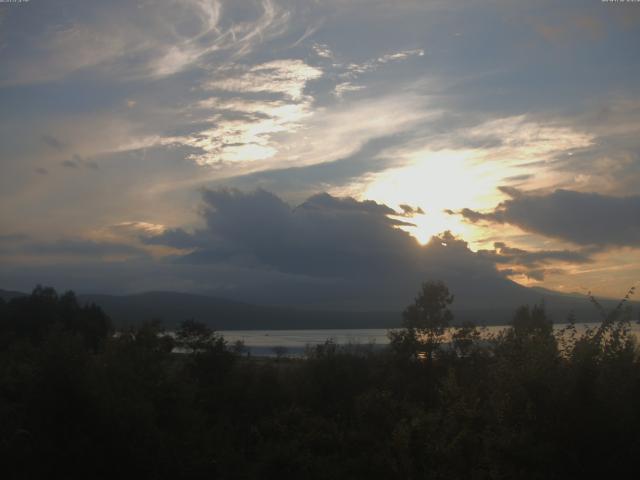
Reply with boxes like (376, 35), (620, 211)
(451, 320), (482, 358)
(0, 285), (111, 351)
(390, 280), (454, 362)
(176, 318), (223, 352)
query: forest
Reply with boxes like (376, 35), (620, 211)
(1, 282), (639, 479)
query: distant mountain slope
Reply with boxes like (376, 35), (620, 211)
(0, 289), (27, 301)
(2, 287), (636, 330)
(78, 291), (401, 330)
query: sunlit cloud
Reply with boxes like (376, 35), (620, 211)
(333, 82), (365, 99)
(172, 59), (322, 166)
(352, 116), (595, 246)
(312, 43), (334, 59)
(206, 60), (322, 100)
(361, 149), (501, 244)
(339, 48), (425, 80)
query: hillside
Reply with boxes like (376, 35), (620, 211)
(3, 287), (634, 330)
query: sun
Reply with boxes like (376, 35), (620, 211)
(396, 210), (472, 245)
(360, 148), (513, 247)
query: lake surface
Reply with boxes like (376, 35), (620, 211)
(220, 322), (640, 357)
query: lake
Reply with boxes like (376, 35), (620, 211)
(219, 322), (640, 357)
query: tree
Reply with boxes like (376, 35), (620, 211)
(511, 304), (552, 338)
(0, 286), (111, 351)
(176, 318), (221, 353)
(390, 280), (454, 362)
(452, 321), (481, 358)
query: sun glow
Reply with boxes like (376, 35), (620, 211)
(361, 149), (516, 246)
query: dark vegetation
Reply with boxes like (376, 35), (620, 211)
(33, 291), (402, 330)
(1, 282), (639, 479)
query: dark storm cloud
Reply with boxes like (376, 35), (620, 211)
(458, 188), (640, 247)
(137, 189), (536, 309)
(142, 228), (200, 250)
(1, 188), (559, 310)
(297, 192), (410, 223)
(166, 188), (420, 277)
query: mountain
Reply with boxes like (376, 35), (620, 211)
(78, 291), (400, 330)
(3, 286), (636, 330)
(0, 289), (27, 302)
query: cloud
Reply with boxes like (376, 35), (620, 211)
(533, 14), (605, 45)
(399, 204), (425, 216)
(477, 241), (597, 281)
(142, 227), (200, 251)
(485, 242), (594, 267)
(338, 48), (425, 81)
(0, 236), (147, 260)
(137, 188), (532, 308)
(206, 59), (322, 100)
(41, 135), (67, 151)
(0, 0), (293, 86)
(217, 133), (409, 200)
(2, 0), (639, 301)
(0, 188), (607, 309)
(61, 160), (79, 169)
(458, 188), (640, 247)
(172, 59), (322, 166)
(333, 82), (364, 98)
(148, 0), (294, 77)
(166, 188), (420, 277)
(504, 173), (534, 183)
(377, 49), (425, 64)
(312, 43), (333, 59)
(0, 234), (29, 244)
(108, 221), (167, 236)
(33, 239), (145, 258)
(175, 78), (427, 170)
(60, 154), (99, 171)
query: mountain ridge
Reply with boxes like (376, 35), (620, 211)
(3, 286), (636, 330)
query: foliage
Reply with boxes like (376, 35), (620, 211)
(1, 284), (639, 479)
(389, 280), (454, 362)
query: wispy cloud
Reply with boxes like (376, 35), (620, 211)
(60, 154), (99, 171)
(341, 48), (424, 79)
(0, 0), (293, 86)
(206, 59), (322, 100)
(169, 59), (322, 166)
(312, 43), (333, 58)
(333, 82), (364, 99)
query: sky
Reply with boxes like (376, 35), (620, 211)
(1, 0), (639, 308)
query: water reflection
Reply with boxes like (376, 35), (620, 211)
(219, 323), (640, 357)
